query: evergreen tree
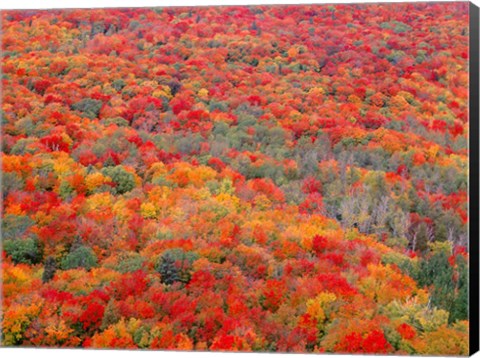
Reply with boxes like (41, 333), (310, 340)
(42, 256), (57, 283)
(450, 255), (469, 322)
(155, 252), (180, 285)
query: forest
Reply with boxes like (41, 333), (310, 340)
(0, 2), (471, 354)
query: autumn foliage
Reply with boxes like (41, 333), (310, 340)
(1, 2), (470, 355)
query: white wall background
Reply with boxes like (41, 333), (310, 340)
(1, 0), (479, 358)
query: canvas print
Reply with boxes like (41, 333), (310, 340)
(0, 1), (478, 355)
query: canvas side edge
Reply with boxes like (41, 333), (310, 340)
(469, 1), (480, 356)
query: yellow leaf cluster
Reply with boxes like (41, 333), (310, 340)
(253, 194), (271, 211)
(306, 292), (337, 322)
(141, 202), (157, 219)
(44, 319), (78, 346)
(85, 172), (108, 192)
(198, 88), (209, 98)
(2, 298), (43, 345)
(86, 192), (113, 212)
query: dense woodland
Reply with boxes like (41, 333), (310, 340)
(0, 2), (471, 354)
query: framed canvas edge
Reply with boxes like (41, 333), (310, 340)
(469, 1), (480, 356)
(0, 1), (478, 357)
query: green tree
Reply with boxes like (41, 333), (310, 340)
(155, 252), (180, 285)
(2, 214), (34, 241)
(413, 243), (467, 322)
(3, 237), (41, 264)
(2, 172), (25, 195)
(101, 166), (136, 194)
(72, 98), (103, 119)
(450, 255), (468, 322)
(61, 245), (98, 271)
(100, 299), (121, 330)
(155, 248), (199, 285)
(115, 253), (145, 273)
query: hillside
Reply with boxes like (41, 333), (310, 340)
(1, 2), (471, 354)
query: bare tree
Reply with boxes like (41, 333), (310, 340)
(391, 209), (410, 240)
(409, 229), (418, 252)
(447, 227), (457, 254)
(372, 195), (390, 234)
(457, 233), (468, 248)
(340, 195), (357, 229)
(426, 224), (435, 244)
(338, 153), (353, 195)
(357, 197), (371, 234)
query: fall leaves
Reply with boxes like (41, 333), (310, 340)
(1, 2), (471, 355)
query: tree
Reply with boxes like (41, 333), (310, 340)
(101, 166), (136, 194)
(72, 98), (103, 119)
(101, 299), (121, 330)
(61, 245), (98, 271)
(2, 214), (34, 241)
(450, 254), (468, 322)
(155, 252), (180, 285)
(42, 256), (57, 283)
(155, 249), (199, 285)
(3, 238), (41, 265)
